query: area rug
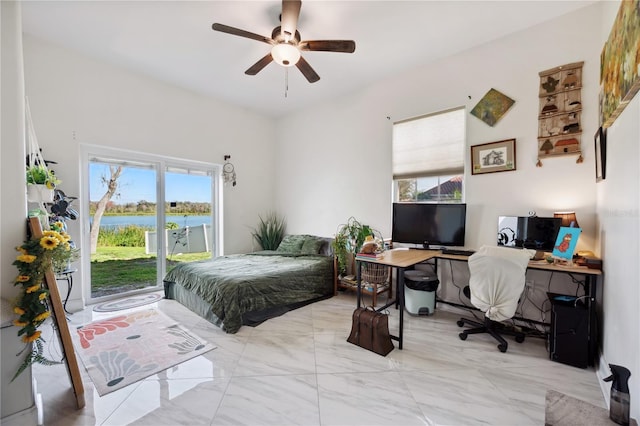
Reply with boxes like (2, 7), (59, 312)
(74, 309), (215, 396)
(93, 293), (163, 312)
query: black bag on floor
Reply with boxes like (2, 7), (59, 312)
(347, 306), (394, 356)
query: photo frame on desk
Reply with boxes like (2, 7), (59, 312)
(595, 127), (606, 182)
(551, 226), (582, 262)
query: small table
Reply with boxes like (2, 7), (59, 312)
(55, 268), (77, 314)
(356, 249), (440, 349)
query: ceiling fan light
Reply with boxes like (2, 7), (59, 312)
(271, 43), (300, 67)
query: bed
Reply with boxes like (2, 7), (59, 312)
(163, 235), (335, 333)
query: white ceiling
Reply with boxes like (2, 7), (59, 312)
(21, 1), (596, 118)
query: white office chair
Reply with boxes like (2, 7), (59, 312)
(457, 245), (532, 352)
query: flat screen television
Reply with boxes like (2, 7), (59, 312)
(392, 203), (466, 248)
(497, 216), (562, 251)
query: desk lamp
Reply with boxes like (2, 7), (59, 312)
(554, 211), (579, 228)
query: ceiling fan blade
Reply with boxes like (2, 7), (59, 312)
(296, 56), (320, 83)
(280, 0), (301, 42)
(245, 53), (274, 75)
(212, 23), (273, 45)
(299, 40), (356, 53)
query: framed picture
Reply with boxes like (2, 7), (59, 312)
(551, 226), (582, 261)
(595, 127), (607, 182)
(470, 138), (516, 175)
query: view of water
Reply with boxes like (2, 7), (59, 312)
(96, 215), (211, 228)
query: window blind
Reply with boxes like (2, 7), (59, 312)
(392, 107), (465, 179)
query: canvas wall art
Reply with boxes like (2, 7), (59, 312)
(470, 88), (515, 127)
(600, 0), (640, 128)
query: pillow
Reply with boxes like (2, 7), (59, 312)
(276, 234), (306, 253)
(300, 236), (325, 254)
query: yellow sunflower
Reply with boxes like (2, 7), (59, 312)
(34, 311), (50, 322)
(16, 275), (30, 283)
(13, 307), (25, 315)
(26, 284), (41, 293)
(22, 331), (42, 343)
(38, 292), (47, 301)
(40, 235), (60, 250)
(16, 254), (37, 263)
(13, 320), (28, 327)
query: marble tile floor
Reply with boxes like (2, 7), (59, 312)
(35, 291), (606, 425)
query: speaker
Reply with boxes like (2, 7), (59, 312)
(548, 293), (589, 368)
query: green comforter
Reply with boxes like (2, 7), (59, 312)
(163, 251), (334, 333)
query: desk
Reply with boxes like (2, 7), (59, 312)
(356, 249), (602, 360)
(355, 249), (440, 349)
(436, 254), (602, 365)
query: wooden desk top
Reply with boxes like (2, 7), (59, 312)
(357, 248), (439, 268)
(437, 252), (602, 276)
(359, 248), (602, 276)
(526, 260), (602, 275)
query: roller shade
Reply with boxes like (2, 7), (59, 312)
(392, 107), (465, 179)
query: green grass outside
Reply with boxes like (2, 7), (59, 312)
(91, 246), (211, 297)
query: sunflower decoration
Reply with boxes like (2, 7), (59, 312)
(11, 227), (79, 380)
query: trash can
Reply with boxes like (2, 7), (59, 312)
(403, 270), (439, 315)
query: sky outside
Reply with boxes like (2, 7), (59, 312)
(90, 163), (212, 204)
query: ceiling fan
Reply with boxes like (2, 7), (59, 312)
(212, 0), (356, 83)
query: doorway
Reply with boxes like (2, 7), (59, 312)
(82, 146), (220, 303)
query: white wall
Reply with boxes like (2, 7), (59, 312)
(1, 2), (38, 423)
(277, 5), (601, 256)
(22, 36), (278, 308)
(597, 1), (640, 419)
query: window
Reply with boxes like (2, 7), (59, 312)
(392, 107), (465, 203)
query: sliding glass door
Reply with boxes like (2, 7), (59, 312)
(165, 166), (214, 268)
(83, 146), (220, 303)
(88, 159), (159, 299)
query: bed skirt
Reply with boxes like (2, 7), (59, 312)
(164, 281), (332, 331)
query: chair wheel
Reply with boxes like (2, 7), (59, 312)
(498, 343), (507, 352)
(459, 333), (467, 341)
(515, 335), (525, 343)
(456, 320), (464, 327)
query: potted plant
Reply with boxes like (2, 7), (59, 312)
(251, 211), (286, 250)
(332, 217), (382, 276)
(26, 165), (60, 203)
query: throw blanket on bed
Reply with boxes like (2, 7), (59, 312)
(163, 251), (334, 333)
